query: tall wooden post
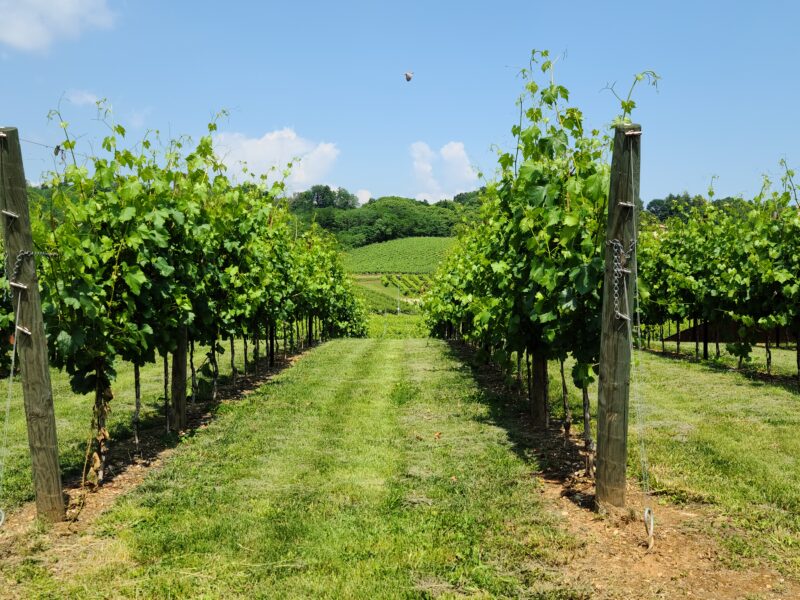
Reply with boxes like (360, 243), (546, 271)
(170, 325), (188, 431)
(0, 127), (65, 521)
(269, 321), (276, 367)
(596, 123), (641, 508)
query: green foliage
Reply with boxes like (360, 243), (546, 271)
(351, 271), (432, 316)
(366, 313), (427, 338)
(344, 237), (455, 273)
(0, 108), (366, 483)
(605, 70), (660, 125)
(638, 169), (800, 366)
(423, 49), (611, 387)
(646, 191), (712, 221)
(289, 184), (358, 210)
(647, 191), (753, 223)
(290, 194), (477, 248)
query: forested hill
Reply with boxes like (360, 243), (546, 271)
(288, 185), (480, 248)
(25, 183), (480, 250)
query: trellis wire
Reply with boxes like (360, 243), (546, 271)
(0, 289), (23, 528)
(623, 139), (655, 549)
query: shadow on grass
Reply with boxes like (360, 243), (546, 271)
(443, 340), (597, 511)
(644, 347), (800, 396)
(60, 342), (319, 513)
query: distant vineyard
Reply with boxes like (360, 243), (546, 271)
(352, 275), (418, 314)
(343, 237), (455, 273)
(381, 273), (431, 297)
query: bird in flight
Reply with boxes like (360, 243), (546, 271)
(404, 72), (414, 82)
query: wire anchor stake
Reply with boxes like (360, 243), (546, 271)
(644, 507), (655, 550)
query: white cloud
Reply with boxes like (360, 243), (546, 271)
(65, 89), (99, 106)
(411, 141), (478, 202)
(440, 142), (477, 187)
(411, 142), (440, 200)
(127, 107), (152, 129)
(355, 189), (371, 205)
(214, 128), (339, 192)
(0, 0), (114, 52)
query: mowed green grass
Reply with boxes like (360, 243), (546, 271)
(344, 237), (455, 273)
(4, 332), (800, 593)
(0, 338), (262, 512)
(367, 313), (426, 338)
(653, 338), (799, 381)
(2, 339), (584, 599)
(552, 348), (800, 576)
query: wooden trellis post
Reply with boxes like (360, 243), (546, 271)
(596, 123), (641, 508)
(0, 127), (65, 522)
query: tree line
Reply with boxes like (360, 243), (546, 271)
(288, 185), (480, 248)
(645, 191), (751, 221)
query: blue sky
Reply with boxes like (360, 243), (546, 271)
(2, 0), (799, 204)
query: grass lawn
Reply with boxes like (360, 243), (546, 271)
(2, 339), (583, 598)
(3, 332), (799, 596)
(652, 338), (798, 382)
(366, 313), (426, 338)
(0, 338), (272, 512)
(550, 348), (800, 577)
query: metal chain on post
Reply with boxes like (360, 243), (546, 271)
(3, 251), (56, 302)
(608, 239), (635, 322)
(605, 137), (654, 549)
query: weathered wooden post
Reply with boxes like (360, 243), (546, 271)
(596, 123), (640, 508)
(170, 325), (188, 431)
(0, 127), (65, 522)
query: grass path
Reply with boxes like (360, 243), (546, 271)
(2, 339), (581, 599)
(5, 337), (800, 598)
(0, 338), (264, 511)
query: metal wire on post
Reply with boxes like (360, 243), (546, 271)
(1, 138), (14, 525)
(0, 133), (6, 528)
(623, 143), (655, 551)
(0, 248), (53, 527)
(0, 288), (24, 528)
(0, 129), (65, 523)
